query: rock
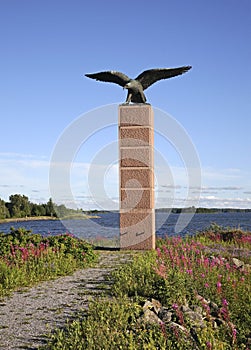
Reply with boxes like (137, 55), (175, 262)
(232, 257), (244, 269)
(142, 300), (154, 312)
(215, 317), (225, 327)
(184, 310), (205, 328)
(245, 264), (251, 272)
(142, 299), (162, 314)
(151, 298), (162, 314)
(191, 305), (203, 315)
(158, 307), (172, 323)
(209, 301), (219, 317)
(169, 321), (187, 332)
(181, 305), (191, 313)
(141, 309), (163, 325)
(196, 294), (209, 305)
(168, 322), (201, 350)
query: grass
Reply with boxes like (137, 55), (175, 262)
(0, 227), (98, 297)
(43, 224), (251, 350)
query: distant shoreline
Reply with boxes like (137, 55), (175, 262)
(0, 215), (99, 224)
(0, 216), (58, 224)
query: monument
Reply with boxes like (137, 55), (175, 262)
(85, 66), (192, 249)
(119, 104), (155, 249)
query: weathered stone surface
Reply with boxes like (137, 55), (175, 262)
(120, 210), (153, 227)
(140, 309), (163, 325)
(168, 321), (187, 332)
(120, 147), (153, 168)
(119, 104), (155, 250)
(151, 299), (162, 314)
(120, 235), (155, 250)
(191, 305), (203, 315)
(209, 301), (219, 317)
(120, 127), (153, 147)
(232, 257), (244, 269)
(120, 212), (155, 250)
(184, 310), (204, 327)
(143, 299), (162, 314)
(119, 104), (153, 126)
(245, 263), (251, 271)
(158, 307), (172, 323)
(120, 168), (154, 189)
(121, 189), (154, 210)
(181, 305), (191, 313)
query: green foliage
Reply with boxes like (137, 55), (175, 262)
(44, 298), (170, 350)
(197, 223), (251, 245)
(45, 198), (57, 217)
(111, 230), (251, 349)
(0, 228), (98, 297)
(30, 202), (47, 216)
(0, 199), (10, 219)
(112, 252), (167, 302)
(41, 227), (251, 349)
(0, 194), (87, 220)
(7, 194), (31, 218)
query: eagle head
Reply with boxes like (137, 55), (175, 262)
(123, 82), (133, 90)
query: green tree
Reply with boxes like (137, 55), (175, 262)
(30, 203), (46, 216)
(0, 199), (10, 219)
(54, 204), (69, 218)
(7, 194), (31, 218)
(45, 198), (57, 217)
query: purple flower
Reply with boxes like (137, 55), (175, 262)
(217, 281), (222, 292)
(206, 341), (212, 349)
(232, 327), (237, 342)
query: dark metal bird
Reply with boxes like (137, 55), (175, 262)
(85, 66), (191, 104)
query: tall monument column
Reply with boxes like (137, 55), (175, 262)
(119, 104), (155, 250)
(85, 66), (191, 249)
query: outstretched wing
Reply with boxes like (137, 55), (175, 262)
(136, 66), (192, 90)
(85, 71), (130, 87)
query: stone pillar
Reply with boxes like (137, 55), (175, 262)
(119, 104), (155, 250)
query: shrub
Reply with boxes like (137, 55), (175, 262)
(0, 228), (98, 296)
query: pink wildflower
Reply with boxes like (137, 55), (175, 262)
(156, 247), (161, 257)
(217, 281), (222, 293)
(232, 327), (237, 343)
(206, 341), (212, 349)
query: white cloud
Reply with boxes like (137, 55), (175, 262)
(198, 195), (251, 209)
(0, 153), (50, 202)
(0, 152), (251, 209)
(202, 167), (243, 182)
(0, 152), (42, 159)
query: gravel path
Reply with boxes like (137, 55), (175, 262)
(0, 251), (134, 350)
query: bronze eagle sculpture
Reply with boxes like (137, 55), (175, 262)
(85, 66), (191, 104)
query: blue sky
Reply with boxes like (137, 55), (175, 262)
(0, 0), (251, 209)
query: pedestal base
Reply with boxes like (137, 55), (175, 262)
(119, 104), (155, 250)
